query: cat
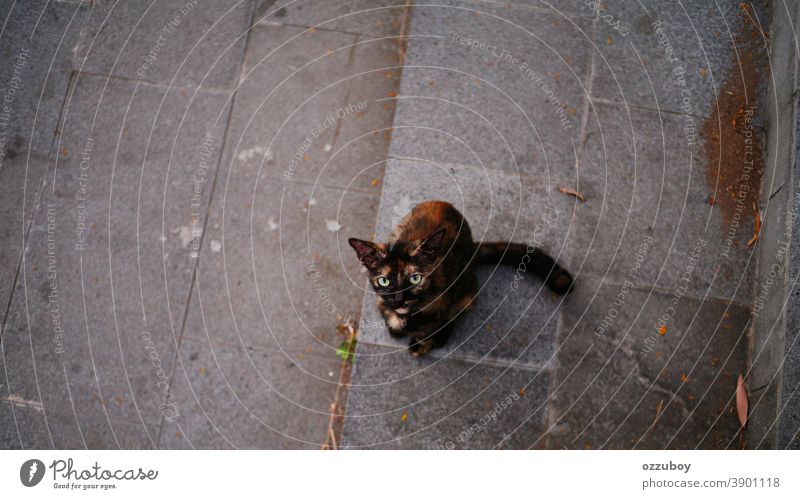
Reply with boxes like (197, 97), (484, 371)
(348, 200), (573, 357)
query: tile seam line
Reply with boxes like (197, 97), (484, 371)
(578, 273), (754, 309)
(71, 70), (241, 95)
(351, 339), (555, 372)
(154, 0), (259, 449)
(177, 335), (345, 365)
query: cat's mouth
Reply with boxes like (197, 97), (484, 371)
(392, 301), (417, 315)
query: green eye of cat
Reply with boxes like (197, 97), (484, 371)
(409, 274), (422, 285)
(377, 276), (390, 287)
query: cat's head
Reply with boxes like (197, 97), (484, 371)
(348, 228), (445, 314)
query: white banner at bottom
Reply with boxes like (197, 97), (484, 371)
(0, 450), (798, 498)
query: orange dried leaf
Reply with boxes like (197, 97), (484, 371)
(557, 187), (586, 202)
(736, 374), (748, 428)
(747, 202), (761, 247)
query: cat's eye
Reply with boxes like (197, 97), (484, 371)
(377, 276), (390, 287)
(409, 274), (422, 285)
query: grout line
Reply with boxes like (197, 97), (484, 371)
(0, 153), (51, 340)
(1, 72), (81, 337)
(154, 0), (259, 449)
(576, 4), (597, 171)
(72, 70), (241, 95)
(576, 273), (754, 309)
(178, 335), (343, 365)
(253, 20), (387, 38)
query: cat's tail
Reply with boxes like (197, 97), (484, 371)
(474, 242), (574, 294)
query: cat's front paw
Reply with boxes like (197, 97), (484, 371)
(409, 336), (434, 357)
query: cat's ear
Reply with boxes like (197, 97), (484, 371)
(412, 228), (446, 258)
(348, 238), (385, 270)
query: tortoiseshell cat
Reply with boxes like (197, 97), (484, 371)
(348, 201), (573, 357)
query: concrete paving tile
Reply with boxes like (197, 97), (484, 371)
(0, 75), (230, 429)
(592, 0), (767, 116)
(181, 179), (379, 357)
(359, 264), (563, 367)
(0, 0), (88, 155)
(223, 25), (365, 189)
(342, 343), (550, 448)
(0, 401), (158, 449)
(571, 102), (755, 303)
(548, 277), (748, 449)
(456, 0), (592, 17)
(254, 0), (407, 36)
(75, 0), (254, 87)
(372, 158), (579, 265)
(387, 0), (591, 179)
(0, 155), (49, 327)
(354, 158), (576, 366)
(323, 36), (401, 191)
(157, 338), (340, 449)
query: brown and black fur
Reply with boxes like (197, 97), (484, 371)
(348, 201), (573, 357)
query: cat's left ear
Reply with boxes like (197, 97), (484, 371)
(412, 228), (446, 258)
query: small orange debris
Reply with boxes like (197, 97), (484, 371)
(387, 90), (397, 97)
(557, 186), (586, 202)
(401, 411), (408, 422)
(606, 36), (613, 45)
(303, 154), (310, 161)
(658, 325), (667, 336)
(736, 374), (748, 428)
(680, 374), (689, 383)
(519, 388), (526, 397)
(747, 202), (761, 247)
(370, 178), (380, 187)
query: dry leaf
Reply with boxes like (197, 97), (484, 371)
(736, 374), (748, 428)
(747, 202), (761, 247)
(557, 187), (586, 202)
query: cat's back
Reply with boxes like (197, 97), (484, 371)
(390, 201), (472, 244)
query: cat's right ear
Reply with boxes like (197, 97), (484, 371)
(348, 238), (385, 270)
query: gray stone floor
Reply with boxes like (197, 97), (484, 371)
(0, 0), (403, 449)
(342, 0), (777, 449)
(0, 0), (792, 450)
